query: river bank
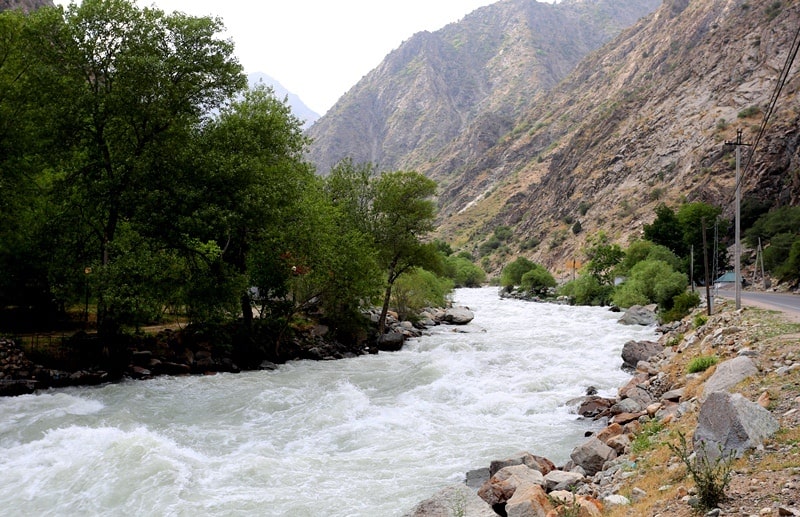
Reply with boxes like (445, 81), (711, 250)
(406, 297), (800, 516)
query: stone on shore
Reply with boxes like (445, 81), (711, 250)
(489, 452), (555, 477)
(443, 307), (474, 325)
(570, 437), (617, 476)
(402, 483), (495, 517)
(621, 340), (663, 369)
(693, 391), (779, 461)
(701, 356), (759, 401)
(478, 464), (545, 507)
(617, 305), (657, 326)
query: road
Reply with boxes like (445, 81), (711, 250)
(714, 286), (800, 321)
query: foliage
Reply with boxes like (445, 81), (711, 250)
(687, 355), (719, 373)
(500, 257), (535, 287)
(668, 431), (735, 510)
(493, 225), (514, 242)
(391, 268), (453, 321)
(661, 290), (700, 322)
(631, 420), (665, 455)
(443, 255), (486, 287)
(520, 265), (557, 296)
(558, 274), (613, 306)
(693, 314), (708, 328)
(619, 240), (682, 275)
(644, 204), (686, 256)
(612, 260), (688, 309)
(584, 233), (624, 287)
(744, 206), (800, 282)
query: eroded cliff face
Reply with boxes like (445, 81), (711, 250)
(0, 0), (53, 13)
(305, 0), (661, 176)
(430, 0), (800, 273)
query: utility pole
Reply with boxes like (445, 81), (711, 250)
(702, 218), (712, 316)
(725, 129), (750, 310)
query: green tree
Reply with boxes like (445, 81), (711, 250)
(443, 255), (486, 287)
(619, 240), (682, 275)
(20, 0), (245, 334)
(584, 233), (624, 287)
(391, 268), (453, 321)
(520, 265), (556, 296)
(558, 274), (610, 306)
(612, 260), (688, 309)
(644, 204), (686, 256)
(500, 257), (535, 287)
(371, 170), (439, 335)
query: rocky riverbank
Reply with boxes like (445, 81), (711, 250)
(0, 306), (475, 397)
(405, 299), (800, 517)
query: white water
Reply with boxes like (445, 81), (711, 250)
(0, 287), (656, 517)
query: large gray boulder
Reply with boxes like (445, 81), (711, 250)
(489, 452), (555, 477)
(444, 307), (475, 325)
(569, 437), (617, 476)
(621, 340), (663, 369)
(618, 305), (657, 326)
(693, 392), (779, 461)
(701, 356), (759, 401)
(477, 464), (545, 507)
(543, 470), (585, 492)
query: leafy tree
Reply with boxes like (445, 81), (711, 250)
(391, 268), (453, 321)
(619, 240), (682, 275)
(558, 274), (611, 306)
(644, 204), (686, 256)
(19, 0), (245, 334)
(745, 206), (800, 248)
(500, 257), (535, 287)
(520, 265), (556, 296)
(612, 259), (688, 309)
(371, 170), (439, 335)
(443, 255), (486, 287)
(584, 233), (624, 287)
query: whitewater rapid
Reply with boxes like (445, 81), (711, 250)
(0, 287), (656, 516)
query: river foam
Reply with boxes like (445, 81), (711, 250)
(0, 287), (656, 516)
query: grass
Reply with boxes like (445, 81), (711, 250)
(686, 355), (719, 373)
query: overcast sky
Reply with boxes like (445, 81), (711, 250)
(53, 0), (532, 114)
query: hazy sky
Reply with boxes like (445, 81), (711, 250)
(52, 0), (514, 115)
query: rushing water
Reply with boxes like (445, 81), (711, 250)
(0, 287), (656, 517)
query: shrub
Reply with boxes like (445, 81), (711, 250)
(500, 257), (535, 287)
(559, 274), (613, 306)
(661, 291), (700, 322)
(687, 355), (719, 373)
(612, 259), (688, 309)
(737, 105), (761, 118)
(668, 431), (735, 510)
(693, 314), (708, 328)
(520, 265), (556, 296)
(391, 268), (453, 321)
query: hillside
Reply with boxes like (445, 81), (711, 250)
(429, 0), (800, 275)
(0, 0), (51, 12)
(305, 0), (661, 175)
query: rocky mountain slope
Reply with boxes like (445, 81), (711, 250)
(305, 0), (661, 175)
(248, 72), (320, 129)
(431, 0), (800, 275)
(0, 0), (51, 12)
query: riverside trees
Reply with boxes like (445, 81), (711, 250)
(0, 1), (445, 362)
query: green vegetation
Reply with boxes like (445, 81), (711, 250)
(744, 206), (800, 282)
(687, 355), (719, 373)
(631, 420), (665, 455)
(0, 1), (452, 364)
(693, 314), (709, 328)
(668, 432), (735, 511)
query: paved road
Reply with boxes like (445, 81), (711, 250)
(715, 287), (800, 321)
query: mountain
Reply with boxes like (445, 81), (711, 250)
(305, 0), (661, 175)
(431, 0), (800, 273)
(0, 0), (52, 12)
(248, 72), (320, 129)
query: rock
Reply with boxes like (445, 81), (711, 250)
(693, 392), (780, 461)
(443, 307), (474, 325)
(489, 452), (555, 477)
(504, 484), (552, 517)
(543, 470), (585, 492)
(603, 494), (630, 506)
(606, 434), (631, 454)
(595, 423), (623, 443)
(701, 356), (759, 401)
(577, 396), (614, 418)
(660, 387), (685, 402)
(621, 340), (663, 369)
(478, 465), (545, 507)
(466, 468), (490, 489)
(618, 305), (657, 326)
(611, 397), (644, 415)
(402, 483), (496, 517)
(570, 437), (617, 476)
(377, 332), (405, 352)
(0, 379), (38, 396)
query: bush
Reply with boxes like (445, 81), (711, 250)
(520, 265), (556, 296)
(391, 268), (453, 321)
(687, 355), (719, 373)
(500, 256), (535, 287)
(693, 314), (708, 328)
(612, 259), (688, 309)
(443, 255), (486, 287)
(559, 274), (613, 306)
(668, 432), (735, 510)
(661, 290), (701, 322)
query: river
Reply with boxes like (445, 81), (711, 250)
(0, 287), (656, 516)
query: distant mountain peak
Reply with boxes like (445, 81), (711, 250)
(247, 72), (320, 129)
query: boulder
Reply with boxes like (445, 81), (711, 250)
(444, 307), (475, 325)
(618, 305), (657, 326)
(701, 356), (759, 401)
(377, 332), (405, 352)
(489, 452), (555, 477)
(504, 484), (553, 517)
(402, 483), (496, 517)
(543, 470), (585, 492)
(577, 396), (614, 418)
(0, 379), (38, 396)
(569, 437), (617, 476)
(478, 465), (545, 507)
(693, 391), (779, 461)
(621, 340), (663, 369)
